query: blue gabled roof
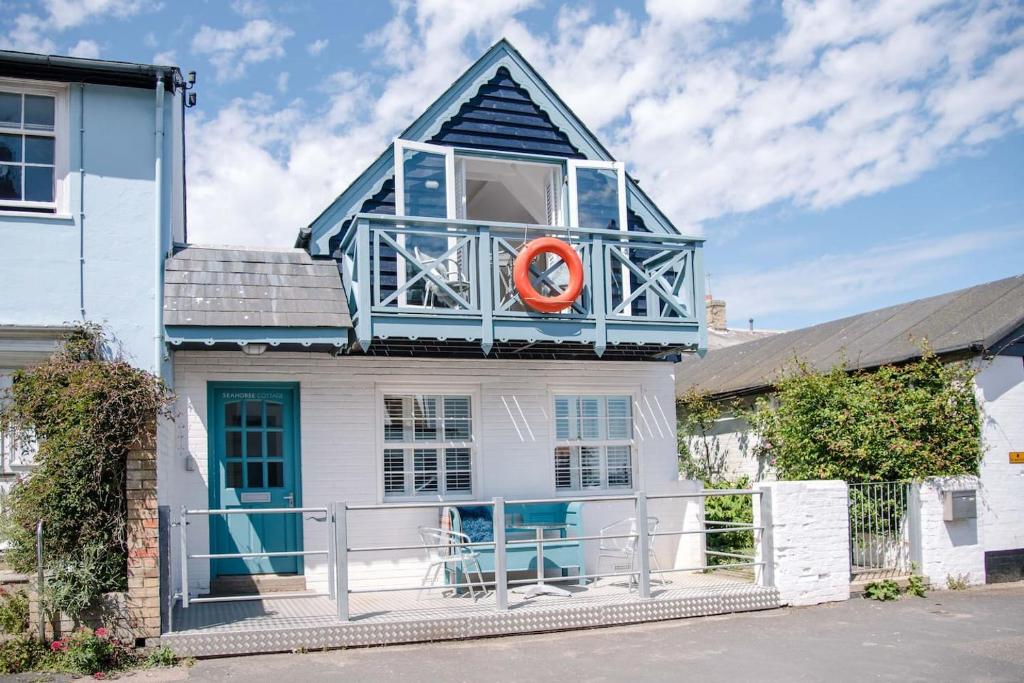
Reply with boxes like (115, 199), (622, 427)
(307, 39), (684, 255)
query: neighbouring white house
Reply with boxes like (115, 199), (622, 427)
(158, 39), (709, 621)
(676, 274), (1024, 583)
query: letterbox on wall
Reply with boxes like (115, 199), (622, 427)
(943, 489), (977, 521)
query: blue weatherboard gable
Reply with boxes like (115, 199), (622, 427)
(310, 39), (683, 256)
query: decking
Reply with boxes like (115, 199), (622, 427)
(163, 571), (779, 657)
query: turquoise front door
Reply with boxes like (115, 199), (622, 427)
(210, 383), (302, 576)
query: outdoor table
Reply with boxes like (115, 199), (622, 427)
(509, 522), (572, 598)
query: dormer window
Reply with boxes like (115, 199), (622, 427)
(0, 79), (67, 214)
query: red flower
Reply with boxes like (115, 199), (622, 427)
(93, 672), (106, 680)
(95, 627), (109, 638)
(50, 640), (67, 652)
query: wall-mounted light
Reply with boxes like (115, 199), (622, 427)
(241, 343), (268, 356)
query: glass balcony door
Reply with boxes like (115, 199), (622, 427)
(568, 159), (629, 310)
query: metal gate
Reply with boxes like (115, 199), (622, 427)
(848, 481), (911, 579)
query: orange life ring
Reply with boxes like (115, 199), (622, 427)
(513, 237), (584, 313)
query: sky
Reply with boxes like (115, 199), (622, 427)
(1, 0), (1022, 331)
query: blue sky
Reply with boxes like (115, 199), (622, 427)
(2, 0), (1022, 331)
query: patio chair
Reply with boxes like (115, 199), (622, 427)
(417, 526), (487, 600)
(413, 246), (471, 308)
(596, 516), (665, 590)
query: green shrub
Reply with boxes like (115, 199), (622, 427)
(906, 574), (927, 598)
(946, 573), (969, 590)
(0, 635), (50, 674)
(748, 351), (981, 482)
(0, 325), (171, 619)
(51, 627), (138, 676)
(864, 580), (900, 601)
(0, 588), (29, 634)
(144, 645), (179, 668)
(704, 477), (754, 567)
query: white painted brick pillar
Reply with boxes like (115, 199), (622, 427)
(909, 476), (985, 588)
(754, 480), (850, 606)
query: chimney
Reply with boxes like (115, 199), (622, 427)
(706, 299), (727, 331)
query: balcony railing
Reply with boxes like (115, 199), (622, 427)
(338, 214), (704, 355)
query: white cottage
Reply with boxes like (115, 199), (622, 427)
(159, 39), (718, 632)
(676, 274), (1024, 583)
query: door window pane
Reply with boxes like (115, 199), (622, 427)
(24, 167), (53, 202)
(265, 402), (283, 428)
(0, 93), (20, 127)
(267, 461), (284, 488)
(402, 148), (448, 218)
(225, 401), (242, 427)
(23, 96), (54, 130)
(247, 462), (264, 488)
(226, 431), (242, 457)
(576, 167), (620, 230)
(245, 400), (262, 427)
(246, 431), (263, 458)
(225, 461), (243, 488)
(266, 431), (283, 457)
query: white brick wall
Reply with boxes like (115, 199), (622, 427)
(754, 480), (850, 606)
(975, 356), (1024, 555)
(909, 476), (985, 588)
(160, 352), (686, 595)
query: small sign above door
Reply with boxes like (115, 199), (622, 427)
(1010, 452), (1024, 464)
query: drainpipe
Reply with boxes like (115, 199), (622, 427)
(78, 83), (86, 320)
(153, 72), (165, 377)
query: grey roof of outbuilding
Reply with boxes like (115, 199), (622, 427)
(677, 274), (1024, 398)
(164, 246), (351, 328)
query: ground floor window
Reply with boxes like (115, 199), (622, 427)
(382, 394), (474, 496)
(554, 394), (635, 491)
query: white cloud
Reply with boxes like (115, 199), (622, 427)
(68, 38), (101, 58)
(230, 0), (267, 18)
(184, 0), (1024, 255)
(152, 50), (176, 65)
(43, 0), (155, 31)
(276, 71), (289, 94)
(0, 14), (58, 54)
(307, 38), (329, 56)
(716, 228), (1024, 323)
(191, 19), (294, 81)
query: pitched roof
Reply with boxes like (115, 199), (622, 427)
(164, 246), (351, 328)
(677, 274), (1024, 398)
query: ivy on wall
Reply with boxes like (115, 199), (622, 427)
(0, 326), (170, 619)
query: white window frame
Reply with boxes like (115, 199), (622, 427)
(376, 386), (479, 501)
(392, 139), (458, 308)
(0, 77), (69, 214)
(0, 370), (36, 474)
(550, 390), (639, 494)
(566, 159), (630, 307)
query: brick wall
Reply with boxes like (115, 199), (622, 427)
(755, 480), (850, 606)
(125, 421), (160, 639)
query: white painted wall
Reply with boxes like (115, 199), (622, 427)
(975, 355), (1024, 556)
(908, 476), (985, 588)
(754, 480), (850, 606)
(161, 352), (690, 596)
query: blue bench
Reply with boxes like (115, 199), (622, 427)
(445, 502), (585, 585)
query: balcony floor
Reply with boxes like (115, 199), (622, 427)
(163, 571), (779, 657)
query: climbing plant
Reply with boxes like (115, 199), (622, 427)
(747, 349), (982, 482)
(0, 325), (171, 619)
(676, 388), (733, 482)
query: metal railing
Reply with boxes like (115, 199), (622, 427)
(177, 506), (334, 608)
(177, 489), (770, 620)
(848, 481), (911, 578)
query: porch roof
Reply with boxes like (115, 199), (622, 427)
(164, 245), (351, 348)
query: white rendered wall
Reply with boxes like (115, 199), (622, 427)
(754, 480), (850, 606)
(975, 356), (1024, 555)
(161, 352), (689, 596)
(908, 476), (985, 588)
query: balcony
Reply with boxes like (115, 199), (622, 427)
(337, 214), (704, 358)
